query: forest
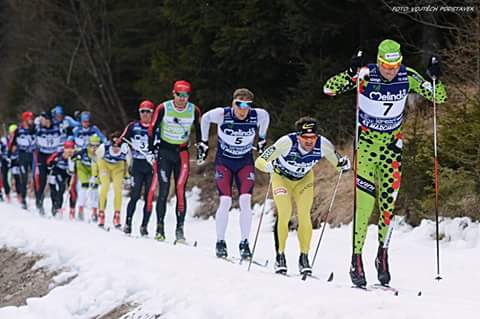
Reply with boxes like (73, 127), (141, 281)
(0, 0), (478, 224)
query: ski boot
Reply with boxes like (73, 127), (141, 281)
(0, 194), (4, 202)
(299, 253), (312, 276)
(51, 206), (57, 217)
(123, 223), (132, 235)
(216, 240), (228, 258)
(174, 224), (186, 244)
(69, 207), (75, 220)
(5, 194), (11, 203)
(123, 217), (132, 235)
(91, 208), (98, 222)
(139, 225), (149, 237)
(98, 210), (106, 228)
(350, 253), (367, 287)
(21, 199), (28, 210)
(113, 210), (121, 228)
(375, 246), (391, 285)
(154, 223), (165, 241)
(78, 207), (84, 221)
(239, 239), (252, 260)
(275, 252), (287, 274)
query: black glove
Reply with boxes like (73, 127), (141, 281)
(196, 141), (208, 164)
(426, 55), (441, 80)
(347, 48), (365, 77)
(257, 137), (267, 155)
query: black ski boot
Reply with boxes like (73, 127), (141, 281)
(375, 246), (391, 285)
(175, 224), (186, 244)
(123, 223), (132, 235)
(216, 240), (228, 258)
(155, 223), (165, 241)
(350, 253), (367, 287)
(21, 199), (28, 210)
(139, 225), (149, 237)
(275, 252), (287, 274)
(239, 239), (252, 260)
(299, 253), (312, 275)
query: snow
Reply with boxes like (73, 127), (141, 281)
(0, 188), (479, 319)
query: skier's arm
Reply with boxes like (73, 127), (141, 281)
(7, 128), (18, 153)
(406, 67), (447, 103)
(122, 143), (132, 177)
(200, 108), (224, 142)
(320, 136), (342, 168)
(323, 71), (357, 96)
(148, 104), (165, 149)
(255, 135), (292, 173)
(256, 108), (270, 139)
(93, 126), (107, 143)
(95, 144), (105, 160)
(193, 105), (202, 145)
(118, 121), (134, 146)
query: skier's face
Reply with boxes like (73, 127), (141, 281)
(173, 91), (189, 109)
(232, 98), (253, 120)
(82, 120), (90, 128)
(55, 114), (64, 122)
(64, 148), (74, 158)
(41, 117), (51, 127)
(139, 109), (153, 124)
(378, 61), (400, 81)
(298, 134), (318, 152)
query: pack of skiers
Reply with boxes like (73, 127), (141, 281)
(0, 39), (446, 287)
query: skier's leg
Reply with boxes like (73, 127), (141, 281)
(272, 173), (293, 253)
(235, 164), (255, 241)
(97, 159), (110, 211)
(143, 163), (157, 228)
(112, 161), (125, 212)
(173, 150), (189, 228)
(354, 130), (379, 254)
(1, 160), (10, 196)
(215, 163), (233, 241)
(156, 153), (173, 230)
(126, 160), (143, 226)
(377, 133), (403, 246)
(293, 170), (314, 254)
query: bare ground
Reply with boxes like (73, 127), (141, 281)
(0, 247), (58, 308)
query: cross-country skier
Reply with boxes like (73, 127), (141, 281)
(0, 124), (17, 202)
(148, 80), (202, 243)
(323, 39), (447, 287)
(198, 88), (270, 259)
(71, 134), (101, 221)
(255, 117), (350, 275)
(8, 111), (36, 209)
(119, 100), (156, 236)
(51, 105), (80, 138)
(93, 132), (131, 228)
(46, 140), (76, 216)
(34, 111), (65, 214)
(72, 111), (106, 149)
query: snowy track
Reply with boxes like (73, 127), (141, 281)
(0, 189), (478, 318)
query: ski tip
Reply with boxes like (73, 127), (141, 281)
(327, 272), (334, 282)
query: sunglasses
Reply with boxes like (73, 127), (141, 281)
(380, 62), (401, 70)
(139, 109), (153, 114)
(299, 134), (318, 141)
(175, 92), (190, 98)
(234, 100), (253, 109)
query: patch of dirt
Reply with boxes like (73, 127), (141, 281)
(94, 303), (138, 319)
(0, 247), (58, 307)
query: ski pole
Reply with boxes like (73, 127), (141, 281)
(248, 175), (272, 272)
(432, 76), (442, 281)
(302, 170), (343, 281)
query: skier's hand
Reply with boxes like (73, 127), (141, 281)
(89, 176), (98, 188)
(257, 137), (267, 155)
(427, 55), (441, 81)
(347, 48), (365, 77)
(337, 155), (351, 172)
(196, 141), (208, 165)
(145, 151), (155, 166)
(123, 176), (134, 188)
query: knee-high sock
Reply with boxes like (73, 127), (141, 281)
(239, 194), (252, 241)
(215, 196), (232, 241)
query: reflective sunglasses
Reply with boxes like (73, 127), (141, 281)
(299, 134), (318, 141)
(175, 92), (190, 98)
(234, 100), (253, 109)
(380, 61), (401, 70)
(139, 109), (153, 114)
